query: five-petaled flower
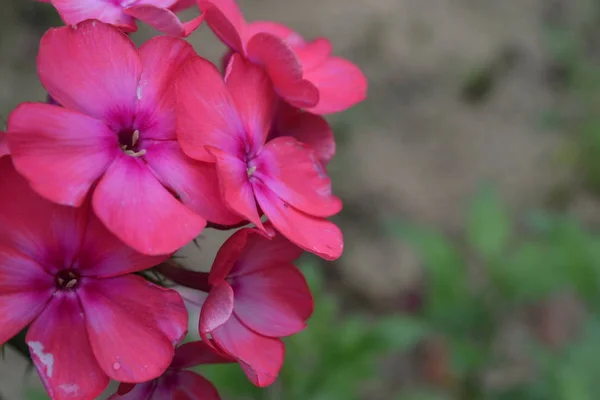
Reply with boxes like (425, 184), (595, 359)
(0, 158), (188, 400)
(7, 20), (241, 256)
(175, 54), (344, 260)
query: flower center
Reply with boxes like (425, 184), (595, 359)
(119, 129), (146, 157)
(55, 270), (80, 291)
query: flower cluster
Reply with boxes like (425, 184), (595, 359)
(0, 0), (366, 399)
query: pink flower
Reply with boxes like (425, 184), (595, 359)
(160, 228), (313, 387)
(0, 158), (188, 400)
(198, 0), (367, 114)
(109, 341), (229, 400)
(38, 0), (203, 37)
(7, 20), (241, 255)
(175, 54), (344, 260)
(0, 131), (8, 158)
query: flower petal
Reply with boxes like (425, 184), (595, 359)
(199, 282), (235, 335)
(198, 0), (246, 53)
(38, 20), (141, 120)
(173, 370), (222, 400)
(92, 154), (206, 255)
(294, 38), (333, 71)
(171, 0), (196, 12)
(207, 146), (263, 230)
(212, 315), (284, 387)
(0, 291), (50, 347)
(233, 264), (313, 337)
(0, 131), (8, 158)
(27, 293), (109, 400)
(49, 0), (136, 31)
(254, 136), (342, 217)
(209, 228), (257, 282)
(171, 341), (233, 370)
(225, 54), (277, 154)
(79, 276), (188, 382)
(7, 103), (117, 207)
(246, 33), (319, 109)
(254, 180), (343, 260)
(125, 5), (204, 37)
(271, 102), (335, 165)
(143, 140), (242, 226)
(108, 382), (156, 400)
(0, 245), (54, 293)
(304, 57), (368, 114)
(175, 56), (245, 161)
(246, 21), (303, 46)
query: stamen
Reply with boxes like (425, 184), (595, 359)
(124, 149), (147, 157)
(131, 130), (140, 147)
(247, 166), (257, 177)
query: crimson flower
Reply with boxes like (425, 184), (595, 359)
(176, 54), (343, 260)
(160, 228), (313, 387)
(37, 0), (203, 37)
(7, 20), (240, 255)
(198, 0), (367, 114)
(109, 341), (229, 400)
(0, 158), (188, 400)
(0, 131), (7, 158)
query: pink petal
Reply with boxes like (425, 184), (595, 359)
(173, 370), (221, 400)
(0, 158), (89, 270)
(171, 341), (233, 369)
(246, 33), (319, 109)
(79, 276), (188, 382)
(175, 57), (245, 162)
(170, 0), (196, 12)
(0, 131), (8, 158)
(108, 382), (155, 400)
(38, 20), (141, 120)
(125, 5), (204, 37)
(304, 57), (368, 115)
(49, 0), (137, 32)
(92, 154), (206, 255)
(207, 146), (263, 230)
(198, 0), (246, 53)
(199, 282), (235, 335)
(234, 264), (313, 337)
(143, 140), (243, 226)
(224, 54), (277, 155)
(246, 21), (304, 46)
(209, 228), (256, 282)
(253, 180), (343, 260)
(0, 245), (54, 293)
(135, 36), (196, 141)
(27, 294), (109, 400)
(294, 38), (333, 71)
(212, 315), (284, 387)
(253, 136), (342, 217)
(0, 291), (51, 347)
(7, 103), (117, 207)
(271, 102), (335, 165)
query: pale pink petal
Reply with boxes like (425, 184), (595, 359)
(27, 294), (109, 400)
(304, 57), (368, 115)
(38, 20), (141, 120)
(174, 371), (221, 400)
(0, 131), (8, 158)
(79, 276), (188, 382)
(143, 140), (242, 226)
(233, 265), (313, 337)
(207, 147), (263, 230)
(92, 154), (206, 255)
(246, 33), (319, 109)
(212, 315), (284, 387)
(0, 291), (51, 346)
(135, 36), (196, 141)
(50, 0), (136, 31)
(171, 341), (233, 370)
(253, 136), (342, 217)
(125, 5), (204, 37)
(225, 55), (277, 154)
(175, 57), (245, 161)
(199, 282), (234, 335)
(198, 0), (246, 53)
(254, 181), (343, 260)
(7, 103), (117, 207)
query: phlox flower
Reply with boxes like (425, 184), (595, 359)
(176, 54), (344, 260)
(37, 0), (203, 37)
(0, 131), (7, 158)
(0, 158), (189, 400)
(160, 228), (313, 386)
(110, 341), (228, 400)
(7, 20), (241, 256)
(198, 0), (367, 114)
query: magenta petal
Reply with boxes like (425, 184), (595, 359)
(233, 265), (313, 337)
(0, 245), (54, 293)
(38, 20), (141, 120)
(246, 33), (319, 109)
(0, 291), (51, 346)
(294, 38), (333, 71)
(200, 282), (235, 334)
(108, 382), (156, 400)
(93, 154), (206, 255)
(174, 370), (222, 400)
(254, 136), (342, 217)
(212, 315), (284, 387)
(125, 5), (204, 37)
(171, 341), (233, 369)
(304, 57), (368, 114)
(209, 228), (257, 282)
(80, 276), (188, 382)
(198, 0), (246, 53)
(246, 21), (303, 45)
(143, 140), (243, 226)
(0, 131), (8, 158)
(27, 294), (109, 400)
(254, 181), (343, 260)
(49, 0), (136, 31)
(7, 103), (117, 207)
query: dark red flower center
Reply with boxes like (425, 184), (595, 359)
(55, 269), (81, 291)
(118, 129), (146, 157)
